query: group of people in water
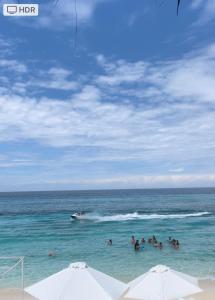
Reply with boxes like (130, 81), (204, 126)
(131, 235), (180, 251)
(131, 235), (159, 251)
(131, 235), (163, 251)
(106, 235), (180, 251)
(168, 236), (180, 249)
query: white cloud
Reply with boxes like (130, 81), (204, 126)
(96, 56), (148, 86)
(0, 66), (80, 93)
(0, 43), (215, 176)
(0, 36), (14, 57)
(30, 67), (79, 91)
(0, 83), (214, 163)
(16, 0), (112, 29)
(169, 168), (184, 173)
(46, 174), (215, 188)
(191, 0), (215, 25)
(0, 35), (24, 58)
(191, 0), (204, 9)
(0, 161), (35, 168)
(96, 44), (215, 103)
(0, 59), (27, 73)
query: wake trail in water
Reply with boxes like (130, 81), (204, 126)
(75, 211), (210, 222)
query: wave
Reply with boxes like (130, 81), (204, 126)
(74, 211), (210, 222)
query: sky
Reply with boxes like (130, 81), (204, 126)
(0, 0), (215, 191)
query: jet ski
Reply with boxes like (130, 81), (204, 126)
(71, 212), (85, 220)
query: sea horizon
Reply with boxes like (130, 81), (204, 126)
(1, 186), (215, 194)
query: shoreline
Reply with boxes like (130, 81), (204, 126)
(184, 279), (215, 300)
(0, 279), (214, 300)
(0, 289), (36, 300)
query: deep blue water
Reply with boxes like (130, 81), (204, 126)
(0, 188), (214, 288)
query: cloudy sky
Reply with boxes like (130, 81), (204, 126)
(0, 0), (215, 191)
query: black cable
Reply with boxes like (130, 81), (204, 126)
(177, 0), (181, 15)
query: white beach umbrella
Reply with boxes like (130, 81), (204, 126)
(25, 262), (128, 300)
(125, 265), (202, 300)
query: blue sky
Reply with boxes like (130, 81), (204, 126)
(0, 0), (215, 191)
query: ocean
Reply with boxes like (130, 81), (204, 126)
(0, 188), (214, 288)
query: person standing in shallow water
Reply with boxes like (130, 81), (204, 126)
(141, 237), (145, 244)
(134, 240), (140, 251)
(159, 242), (163, 249)
(131, 235), (136, 245)
(107, 239), (112, 246)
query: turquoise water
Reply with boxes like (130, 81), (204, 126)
(0, 188), (214, 288)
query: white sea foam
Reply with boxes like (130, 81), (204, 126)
(78, 211), (210, 222)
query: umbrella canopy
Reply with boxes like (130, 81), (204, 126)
(25, 262), (128, 300)
(125, 265), (202, 300)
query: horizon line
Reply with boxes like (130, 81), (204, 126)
(0, 186), (215, 194)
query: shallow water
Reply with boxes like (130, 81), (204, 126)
(0, 188), (214, 287)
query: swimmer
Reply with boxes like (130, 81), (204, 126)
(152, 235), (157, 244)
(171, 239), (176, 246)
(174, 240), (180, 249)
(153, 238), (158, 245)
(131, 235), (136, 245)
(153, 241), (159, 247)
(107, 239), (112, 246)
(159, 242), (163, 249)
(141, 237), (145, 244)
(134, 240), (140, 251)
(148, 237), (152, 244)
